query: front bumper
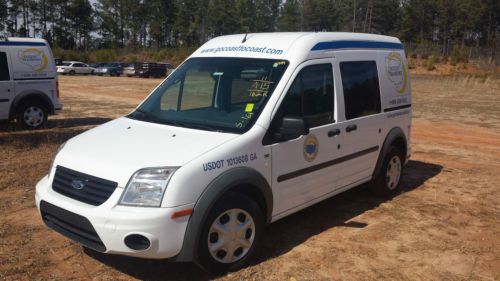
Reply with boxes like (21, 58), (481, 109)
(35, 175), (193, 259)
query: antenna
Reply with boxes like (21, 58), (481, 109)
(242, 29), (249, 43)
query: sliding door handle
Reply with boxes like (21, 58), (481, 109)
(346, 124), (357, 132)
(328, 129), (341, 137)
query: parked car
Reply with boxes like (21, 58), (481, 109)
(57, 61), (95, 75)
(137, 62), (167, 78)
(123, 64), (137, 77)
(89, 62), (107, 69)
(0, 37), (62, 129)
(36, 32), (412, 273)
(54, 58), (63, 66)
(95, 62), (128, 76)
(163, 63), (175, 76)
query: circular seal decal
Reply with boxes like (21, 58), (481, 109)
(303, 134), (319, 162)
(386, 52), (408, 95)
(19, 48), (49, 72)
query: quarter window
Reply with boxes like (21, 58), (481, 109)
(340, 61), (381, 120)
(0, 52), (10, 81)
(281, 64), (334, 127)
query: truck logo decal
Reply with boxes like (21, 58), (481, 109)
(303, 135), (319, 162)
(71, 180), (85, 190)
(18, 48), (49, 72)
(386, 52), (407, 94)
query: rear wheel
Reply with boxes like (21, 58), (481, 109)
(69, 70), (75, 75)
(16, 101), (48, 129)
(371, 147), (404, 196)
(197, 192), (264, 274)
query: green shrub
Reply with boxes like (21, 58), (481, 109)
(451, 46), (468, 64)
(426, 54), (438, 71)
(90, 49), (117, 62)
(408, 58), (416, 69)
(53, 48), (89, 62)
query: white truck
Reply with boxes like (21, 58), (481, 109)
(36, 32), (411, 273)
(0, 37), (62, 129)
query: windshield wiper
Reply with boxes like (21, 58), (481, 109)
(130, 109), (154, 121)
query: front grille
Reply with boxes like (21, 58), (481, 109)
(52, 166), (118, 206)
(40, 200), (106, 252)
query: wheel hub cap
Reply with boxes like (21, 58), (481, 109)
(23, 106), (44, 127)
(208, 208), (255, 264)
(386, 155), (402, 190)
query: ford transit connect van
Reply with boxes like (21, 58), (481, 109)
(0, 37), (62, 129)
(36, 32), (411, 272)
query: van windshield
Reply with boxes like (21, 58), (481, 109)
(128, 57), (289, 133)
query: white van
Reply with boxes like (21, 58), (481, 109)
(35, 32), (411, 272)
(0, 37), (62, 129)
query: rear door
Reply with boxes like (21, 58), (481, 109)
(0, 49), (14, 119)
(269, 59), (344, 215)
(332, 52), (385, 187)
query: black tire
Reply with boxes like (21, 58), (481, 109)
(16, 101), (48, 130)
(371, 146), (405, 196)
(69, 70), (75, 75)
(197, 192), (264, 274)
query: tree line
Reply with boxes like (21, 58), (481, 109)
(0, 0), (499, 62)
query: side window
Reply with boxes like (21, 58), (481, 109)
(281, 64), (334, 127)
(339, 61), (381, 120)
(0, 52), (11, 81)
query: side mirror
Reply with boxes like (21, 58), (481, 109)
(274, 117), (309, 141)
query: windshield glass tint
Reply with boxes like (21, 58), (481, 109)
(130, 57), (289, 133)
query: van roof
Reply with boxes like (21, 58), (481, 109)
(2, 37), (48, 46)
(193, 32), (403, 62)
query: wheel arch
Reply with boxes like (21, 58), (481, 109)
(373, 127), (408, 179)
(9, 91), (55, 119)
(173, 167), (273, 262)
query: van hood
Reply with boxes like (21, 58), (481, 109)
(55, 117), (238, 187)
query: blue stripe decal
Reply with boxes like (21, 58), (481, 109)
(311, 40), (404, 51)
(0, 41), (46, 47)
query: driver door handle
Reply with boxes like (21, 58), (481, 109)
(328, 129), (341, 137)
(346, 124), (357, 133)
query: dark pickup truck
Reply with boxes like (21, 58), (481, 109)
(136, 62), (174, 78)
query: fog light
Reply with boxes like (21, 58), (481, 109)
(124, 234), (151, 251)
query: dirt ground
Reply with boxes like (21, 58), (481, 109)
(0, 75), (499, 281)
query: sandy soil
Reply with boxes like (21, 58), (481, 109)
(0, 75), (499, 280)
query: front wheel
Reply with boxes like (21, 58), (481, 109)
(197, 192), (264, 274)
(371, 147), (404, 196)
(16, 102), (48, 129)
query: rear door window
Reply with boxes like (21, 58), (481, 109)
(0, 52), (10, 81)
(340, 61), (381, 120)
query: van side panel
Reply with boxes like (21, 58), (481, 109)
(7, 42), (56, 80)
(377, 50), (412, 161)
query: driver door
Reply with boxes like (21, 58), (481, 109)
(268, 59), (344, 216)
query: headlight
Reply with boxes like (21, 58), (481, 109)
(49, 141), (66, 177)
(120, 167), (177, 207)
